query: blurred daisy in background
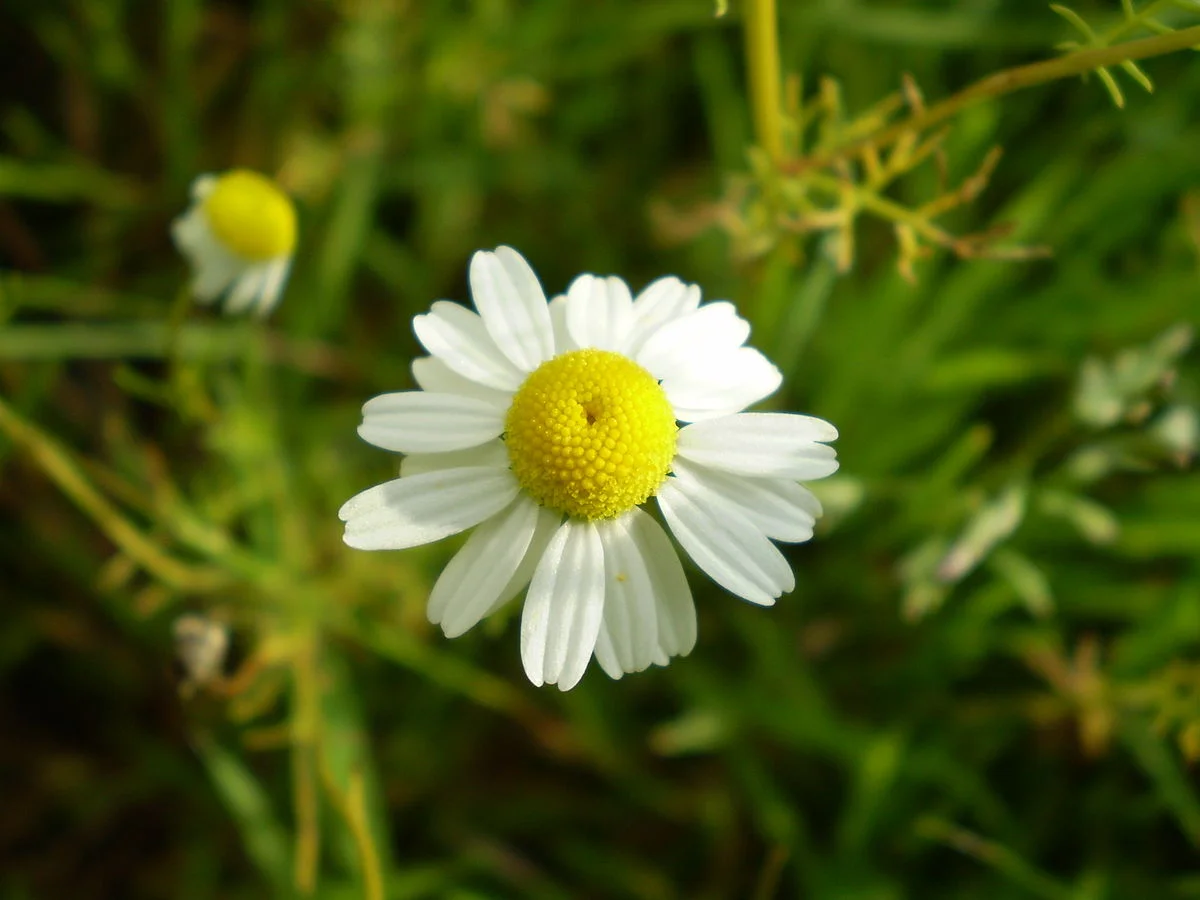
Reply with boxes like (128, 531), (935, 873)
(172, 169), (296, 317)
(340, 247), (839, 690)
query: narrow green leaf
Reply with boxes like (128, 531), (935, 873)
(1119, 720), (1200, 846)
(989, 548), (1054, 617)
(1096, 66), (1127, 108)
(194, 737), (291, 893)
(1050, 5), (1101, 44)
(1121, 59), (1155, 93)
(0, 158), (139, 206)
(917, 817), (1076, 900)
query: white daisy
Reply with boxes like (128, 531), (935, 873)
(340, 247), (839, 690)
(171, 169), (296, 317)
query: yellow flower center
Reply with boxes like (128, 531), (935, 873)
(202, 170), (297, 261)
(505, 349), (677, 521)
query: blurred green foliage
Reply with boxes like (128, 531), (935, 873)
(1, 1), (1198, 898)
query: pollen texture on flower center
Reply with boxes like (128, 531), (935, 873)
(203, 170), (297, 261)
(505, 349), (677, 521)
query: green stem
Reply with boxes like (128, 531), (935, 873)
(0, 395), (229, 592)
(164, 283), (193, 370)
(321, 768), (385, 900)
(291, 627), (322, 895)
(744, 0), (785, 161)
(1102, 0), (1174, 44)
(805, 171), (957, 249)
(788, 24), (1200, 173)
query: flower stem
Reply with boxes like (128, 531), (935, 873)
(788, 23), (1200, 174)
(1101, 0), (1174, 44)
(291, 627), (322, 895)
(321, 766), (385, 900)
(0, 394), (228, 591)
(744, 0), (785, 162)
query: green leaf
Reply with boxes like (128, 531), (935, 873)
(1121, 59), (1155, 93)
(1096, 66), (1127, 108)
(194, 736), (291, 894)
(989, 548), (1054, 617)
(1119, 719), (1200, 846)
(1050, 4), (1101, 44)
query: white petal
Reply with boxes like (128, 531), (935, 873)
(657, 476), (794, 606)
(469, 246), (555, 372)
(170, 207), (208, 255)
(592, 633), (626, 680)
(253, 259), (290, 317)
(358, 391), (505, 453)
(564, 274), (635, 352)
(191, 250), (242, 301)
(520, 520), (605, 690)
(671, 458), (818, 543)
(592, 515), (659, 677)
(428, 496), (545, 638)
(676, 413), (839, 481)
(663, 347), (782, 422)
(411, 356), (514, 407)
(480, 504), (563, 619)
(548, 295), (577, 353)
(635, 302), (750, 380)
(190, 270), (234, 304)
(413, 301), (525, 392)
(399, 440), (509, 477)
(190, 174), (217, 200)
(626, 508), (696, 659)
(172, 207), (250, 303)
(224, 268), (266, 315)
(339, 467), (518, 550)
(625, 277), (702, 355)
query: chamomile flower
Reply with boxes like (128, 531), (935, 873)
(340, 247), (838, 690)
(171, 170), (296, 317)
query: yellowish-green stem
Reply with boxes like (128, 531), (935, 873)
(320, 766), (385, 900)
(744, 0), (785, 162)
(291, 627), (321, 894)
(0, 395), (228, 592)
(788, 24), (1200, 174)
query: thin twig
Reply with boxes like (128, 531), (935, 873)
(321, 764), (386, 900)
(291, 629), (322, 895)
(0, 395), (228, 591)
(787, 25), (1200, 174)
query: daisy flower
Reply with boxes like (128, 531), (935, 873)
(340, 247), (838, 690)
(171, 169), (296, 317)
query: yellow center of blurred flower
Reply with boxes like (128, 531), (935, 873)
(202, 170), (297, 262)
(505, 349), (677, 521)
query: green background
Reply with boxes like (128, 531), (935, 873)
(1, 1), (1198, 898)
